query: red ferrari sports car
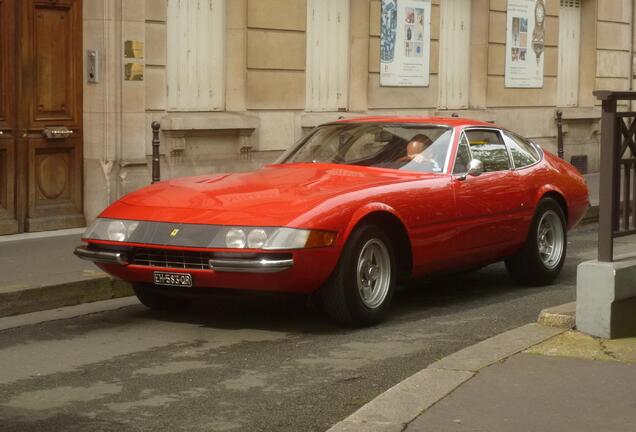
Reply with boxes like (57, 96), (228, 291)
(75, 117), (589, 326)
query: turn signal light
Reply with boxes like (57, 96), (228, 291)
(305, 230), (337, 248)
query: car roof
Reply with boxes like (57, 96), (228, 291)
(333, 116), (498, 128)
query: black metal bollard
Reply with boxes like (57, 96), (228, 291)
(151, 121), (161, 184)
(556, 110), (564, 159)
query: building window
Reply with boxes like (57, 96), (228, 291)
(438, 0), (471, 109)
(167, 0), (225, 111)
(557, 0), (581, 107)
(306, 0), (349, 112)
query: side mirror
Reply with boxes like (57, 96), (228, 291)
(456, 159), (484, 181)
(467, 159), (484, 177)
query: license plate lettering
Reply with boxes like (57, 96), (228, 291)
(153, 272), (193, 287)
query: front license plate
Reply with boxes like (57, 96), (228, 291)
(153, 272), (193, 287)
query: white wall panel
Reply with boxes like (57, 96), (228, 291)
(438, 0), (471, 109)
(557, 0), (581, 107)
(167, 0), (225, 111)
(306, 0), (349, 112)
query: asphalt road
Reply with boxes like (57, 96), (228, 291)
(0, 224), (632, 432)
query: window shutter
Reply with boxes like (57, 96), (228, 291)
(438, 0), (471, 109)
(306, 0), (350, 112)
(167, 0), (225, 111)
(557, 0), (581, 107)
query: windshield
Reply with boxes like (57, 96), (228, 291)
(277, 123), (453, 173)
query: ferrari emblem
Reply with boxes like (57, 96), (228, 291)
(170, 228), (180, 237)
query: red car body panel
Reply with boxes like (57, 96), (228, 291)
(85, 117), (590, 294)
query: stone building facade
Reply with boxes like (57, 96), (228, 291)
(35, 0), (636, 226)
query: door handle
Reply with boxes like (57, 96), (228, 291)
(42, 126), (74, 139)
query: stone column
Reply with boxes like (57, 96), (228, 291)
(349, 0), (370, 112)
(469, 0), (488, 109)
(226, 0), (247, 112)
(83, 0), (124, 222)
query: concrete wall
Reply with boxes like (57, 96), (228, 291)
(82, 0), (636, 223)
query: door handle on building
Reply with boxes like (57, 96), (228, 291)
(42, 127), (74, 139)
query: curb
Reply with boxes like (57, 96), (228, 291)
(326, 323), (565, 432)
(537, 302), (576, 329)
(0, 276), (133, 318)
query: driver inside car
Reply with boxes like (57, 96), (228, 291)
(397, 134), (441, 171)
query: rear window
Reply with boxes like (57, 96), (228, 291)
(504, 132), (541, 168)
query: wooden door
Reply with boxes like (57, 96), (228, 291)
(0, 0), (19, 235)
(0, 0), (84, 234)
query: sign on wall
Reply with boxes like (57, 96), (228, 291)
(380, 0), (431, 87)
(505, 0), (546, 88)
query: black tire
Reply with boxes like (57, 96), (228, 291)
(505, 197), (567, 286)
(320, 224), (397, 327)
(133, 283), (191, 310)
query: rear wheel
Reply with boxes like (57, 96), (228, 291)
(505, 198), (567, 286)
(133, 283), (191, 310)
(320, 224), (396, 327)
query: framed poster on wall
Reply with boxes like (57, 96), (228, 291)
(380, 0), (431, 87)
(505, 0), (546, 88)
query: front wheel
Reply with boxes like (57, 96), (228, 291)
(320, 224), (396, 327)
(505, 198), (567, 286)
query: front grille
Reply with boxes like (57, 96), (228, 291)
(130, 248), (294, 270)
(132, 248), (211, 270)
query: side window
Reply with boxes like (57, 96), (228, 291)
(504, 132), (541, 169)
(465, 130), (510, 172)
(453, 133), (471, 174)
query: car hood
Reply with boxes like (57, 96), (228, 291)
(102, 164), (427, 227)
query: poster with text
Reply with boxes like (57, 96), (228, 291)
(505, 0), (546, 88)
(380, 0), (431, 87)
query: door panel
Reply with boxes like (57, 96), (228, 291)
(0, 0), (19, 235)
(451, 128), (530, 265)
(453, 171), (528, 264)
(32, 5), (76, 122)
(20, 0), (84, 232)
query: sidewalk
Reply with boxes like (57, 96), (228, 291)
(0, 229), (131, 317)
(328, 321), (636, 432)
(0, 172), (601, 318)
(407, 331), (636, 432)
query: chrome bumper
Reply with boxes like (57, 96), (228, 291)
(74, 246), (128, 265)
(208, 258), (293, 273)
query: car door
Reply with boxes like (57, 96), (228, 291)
(451, 128), (529, 264)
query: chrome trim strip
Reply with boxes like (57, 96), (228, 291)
(74, 246), (128, 265)
(209, 258), (294, 273)
(441, 127), (456, 174)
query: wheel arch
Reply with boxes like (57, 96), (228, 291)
(343, 204), (413, 284)
(537, 189), (569, 225)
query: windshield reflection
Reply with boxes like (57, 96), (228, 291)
(278, 123), (453, 174)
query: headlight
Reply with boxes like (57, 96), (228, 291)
(264, 228), (336, 250)
(84, 219), (336, 250)
(247, 228), (268, 249)
(106, 221), (127, 242)
(83, 218), (140, 242)
(225, 228), (246, 248)
(221, 227), (336, 250)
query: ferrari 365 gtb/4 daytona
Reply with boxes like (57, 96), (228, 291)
(75, 117), (589, 326)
